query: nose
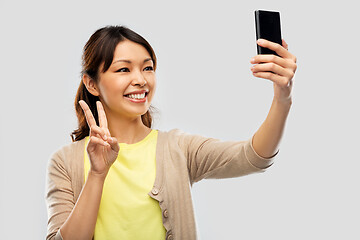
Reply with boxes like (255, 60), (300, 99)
(131, 70), (147, 87)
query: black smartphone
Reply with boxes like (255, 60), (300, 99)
(255, 10), (282, 55)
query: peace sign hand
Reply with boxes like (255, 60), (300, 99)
(79, 100), (120, 178)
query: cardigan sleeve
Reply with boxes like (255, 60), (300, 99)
(174, 129), (276, 185)
(45, 149), (74, 240)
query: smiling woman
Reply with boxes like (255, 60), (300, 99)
(71, 26), (157, 142)
(45, 25), (296, 240)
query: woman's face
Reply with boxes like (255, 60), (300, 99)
(96, 39), (156, 119)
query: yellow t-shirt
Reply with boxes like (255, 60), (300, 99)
(84, 129), (166, 239)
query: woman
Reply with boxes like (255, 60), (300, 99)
(45, 25), (297, 240)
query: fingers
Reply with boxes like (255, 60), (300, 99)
(108, 137), (120, 152)
(88, 135), (110, 148)
(251, 60), (295, 87)
(257, 39), (296, 62)
(251, 62), (294, 79)
(87, 136), (111, 159)
(89, 125), (108, 141)
(79, 100), (97, 128)
(96, 101), (108, 129)
(79, 100), (112, 138)
(251, 39), (297, 87)
(81, 101), (116, 150)
(252, 71), (290, 88)
(251, 54), (296, 70)
(87, 135), (119, 156)
(282, 39), (288, 50)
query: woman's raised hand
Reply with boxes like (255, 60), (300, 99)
(79, 100), (120, 178)
(250, 39), (297, 103)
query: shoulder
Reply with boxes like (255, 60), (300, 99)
(157, 128), (186, 138)
(156, 128), (190, 143)
(156, 128), (212, 149)
(157, 128), (207, 138)
(48, 138), (86, 170)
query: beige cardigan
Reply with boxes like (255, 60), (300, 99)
(45, 129), (275, 240)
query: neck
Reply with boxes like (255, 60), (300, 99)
(105, 111), (152, 144)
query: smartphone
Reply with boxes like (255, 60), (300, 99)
(255, 10), (282, 56)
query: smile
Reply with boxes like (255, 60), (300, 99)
(125, 93), (146, 99)
(124, 92), (148, 103)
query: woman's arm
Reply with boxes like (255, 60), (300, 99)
(59, 101), (120, 239)
(59, 172), (105, 240)
(250, 39), (297, 158)
(252, 97), (291, 158)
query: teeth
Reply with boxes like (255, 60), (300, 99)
(127, 93), (146, 99)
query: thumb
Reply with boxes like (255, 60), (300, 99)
(108, 137), (120, 152)
(282, 39), (288, 50)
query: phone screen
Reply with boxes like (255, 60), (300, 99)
(255, 10), (282, 55)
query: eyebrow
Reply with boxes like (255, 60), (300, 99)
(112, 58), (153, 65)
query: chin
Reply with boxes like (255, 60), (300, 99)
(125, 106), (150, 118)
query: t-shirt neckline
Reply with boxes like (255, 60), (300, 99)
(118, 129), (157, 150)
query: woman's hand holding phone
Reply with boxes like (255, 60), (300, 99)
(79, 100), (120, 178)
(250, 39), (297, 103)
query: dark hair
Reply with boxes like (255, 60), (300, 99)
(71, 25), (157, 142)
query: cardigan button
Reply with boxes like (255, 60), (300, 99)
(163, 209), (168, 218)
(152, 188), (159, 195)
(167, 234), (173, 240)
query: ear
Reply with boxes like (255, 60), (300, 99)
(82, 74), (100, 96)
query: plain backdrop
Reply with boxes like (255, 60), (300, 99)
(1, 0), (359, 239)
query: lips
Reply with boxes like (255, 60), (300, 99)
(124, 95), (147, 103)
(124, 90), (148, 96)
(123, 90), (148, 103)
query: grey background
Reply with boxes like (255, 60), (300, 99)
(1, 0), (359, 239)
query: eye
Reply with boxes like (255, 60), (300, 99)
(116, 67), (129, 72)
(144, 66), (154, 71)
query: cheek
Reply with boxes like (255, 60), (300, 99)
(99, 81), (127, 103)
(147, 92), (154, 103)
(148, 79), (156, 101)
(148, 75), (156, 89)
